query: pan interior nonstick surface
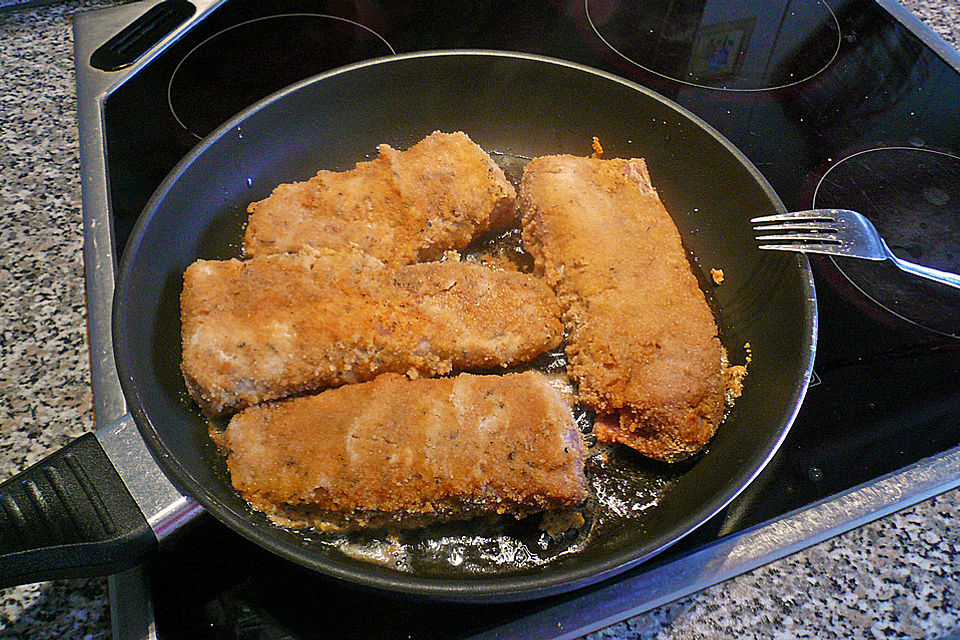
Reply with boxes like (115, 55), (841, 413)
(115, 52), (815, 600)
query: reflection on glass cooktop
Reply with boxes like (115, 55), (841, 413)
(167, 13), (394, 138)
(586, 0), (841, 91)
(813, 147), (960, 338)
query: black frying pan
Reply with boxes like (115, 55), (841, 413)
(0, 52), (815, 601)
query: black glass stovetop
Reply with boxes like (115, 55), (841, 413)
(89, 0), (960, 637)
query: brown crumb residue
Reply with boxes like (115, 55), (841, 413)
(711, 268), (724, 285)
(591, 136), (603, 158)
(724, 365), (747, 400)
(724, 342), (752, 402)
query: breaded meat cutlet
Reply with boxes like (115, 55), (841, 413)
(181, 248), (563, 416)
(211, 371), (589, 531)
(519, 155), (733, 462)
(244, 131), (517, 266)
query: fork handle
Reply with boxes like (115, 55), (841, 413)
(885, 240), (960, 290)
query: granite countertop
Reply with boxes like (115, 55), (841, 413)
(1, 1), (959, 638)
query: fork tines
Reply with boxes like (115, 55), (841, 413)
(754, 236), (843, 252)
(750, 211), (838, 224)
(751, 211), (842, 251)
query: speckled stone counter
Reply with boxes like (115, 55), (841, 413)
(0, 1), (958, 639)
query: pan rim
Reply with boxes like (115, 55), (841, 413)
(113, 49), (817, 601)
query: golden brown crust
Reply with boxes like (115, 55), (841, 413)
(243, 131), (517, 266)
(519, 155), (729, 462)
(180, 248), (563, 415)
(212, 371), (589, 531)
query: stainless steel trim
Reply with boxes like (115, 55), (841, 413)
(75, 1), (222, 536)
(468, 444), (960, 639)
(74, 3), (141, 425)
(108, 566), (159, 640)
(875, 0), (960, 73)
(74, 0), (226, 426)
(95, 414), (204, 543)
(74, 5), (224, 639)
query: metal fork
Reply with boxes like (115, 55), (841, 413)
(751, 208), (960, 290)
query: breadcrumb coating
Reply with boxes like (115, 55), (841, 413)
(244, 131), (517, 266)
(519, 155), (735, 462)
(212, 371), (588, 531)
(181, 248), (563, 415)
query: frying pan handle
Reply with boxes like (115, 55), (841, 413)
(0, 432), (156, 587)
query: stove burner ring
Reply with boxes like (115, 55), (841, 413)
(812, 147), (960, 339)
(167, 14), (395, 140)
(585, 0), (840, 92)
